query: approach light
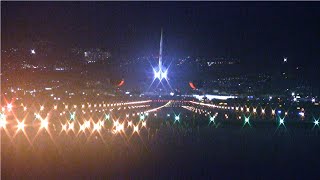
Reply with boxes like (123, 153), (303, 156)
(68, 122), (74, 132)
(142, 121), (147, 128)
(40, 119), (49, 130)
(7, 103), (12, 111)
(35, 113), (41, 120)
(253, 108), (257, 113)
(79, 123), (86, 132)
(61, 124), (68, 132)
(0, 114), (7, 129)
(85, 121), (91, 129)
(17, 120), (26, 132)
(93, 122), (101, 132)
(127, 121), (132, 127)
(133, 125), (139, 134)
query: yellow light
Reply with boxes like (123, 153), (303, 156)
(40, 119), (49, 130)
(23, 106), (27, 111)
(99, 120), (104, 127)
(116, 123), (124, 132)
(54, 105), (57, 110)
(133, 125), (139, 134)
(40, 106), (44, 111)
(79, 123), (86, 132)
(0, 115), (7, 128)
(61, 123), (68, 132)
(68, 122), (74, 131)
(35, 113), (41, 120)
(127, 121), (132, 127)
(142, 121), (147, 128)
(93, 122), (101, 132)
(17, 120), (25, 131)
(65, 105), (68, 109)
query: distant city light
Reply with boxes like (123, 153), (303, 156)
(31, 49), (36, 54)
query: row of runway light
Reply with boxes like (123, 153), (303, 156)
(188, 101), (306, 119)
(182, 105), (320, 129)
(0, 112), (151, 143)
(0, 100), (171, 144)
(3, 100), (153, 113)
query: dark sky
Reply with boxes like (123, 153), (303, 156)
(2, 2), (320, 64)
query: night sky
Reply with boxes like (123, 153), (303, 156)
(2, 2), (320, 65)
